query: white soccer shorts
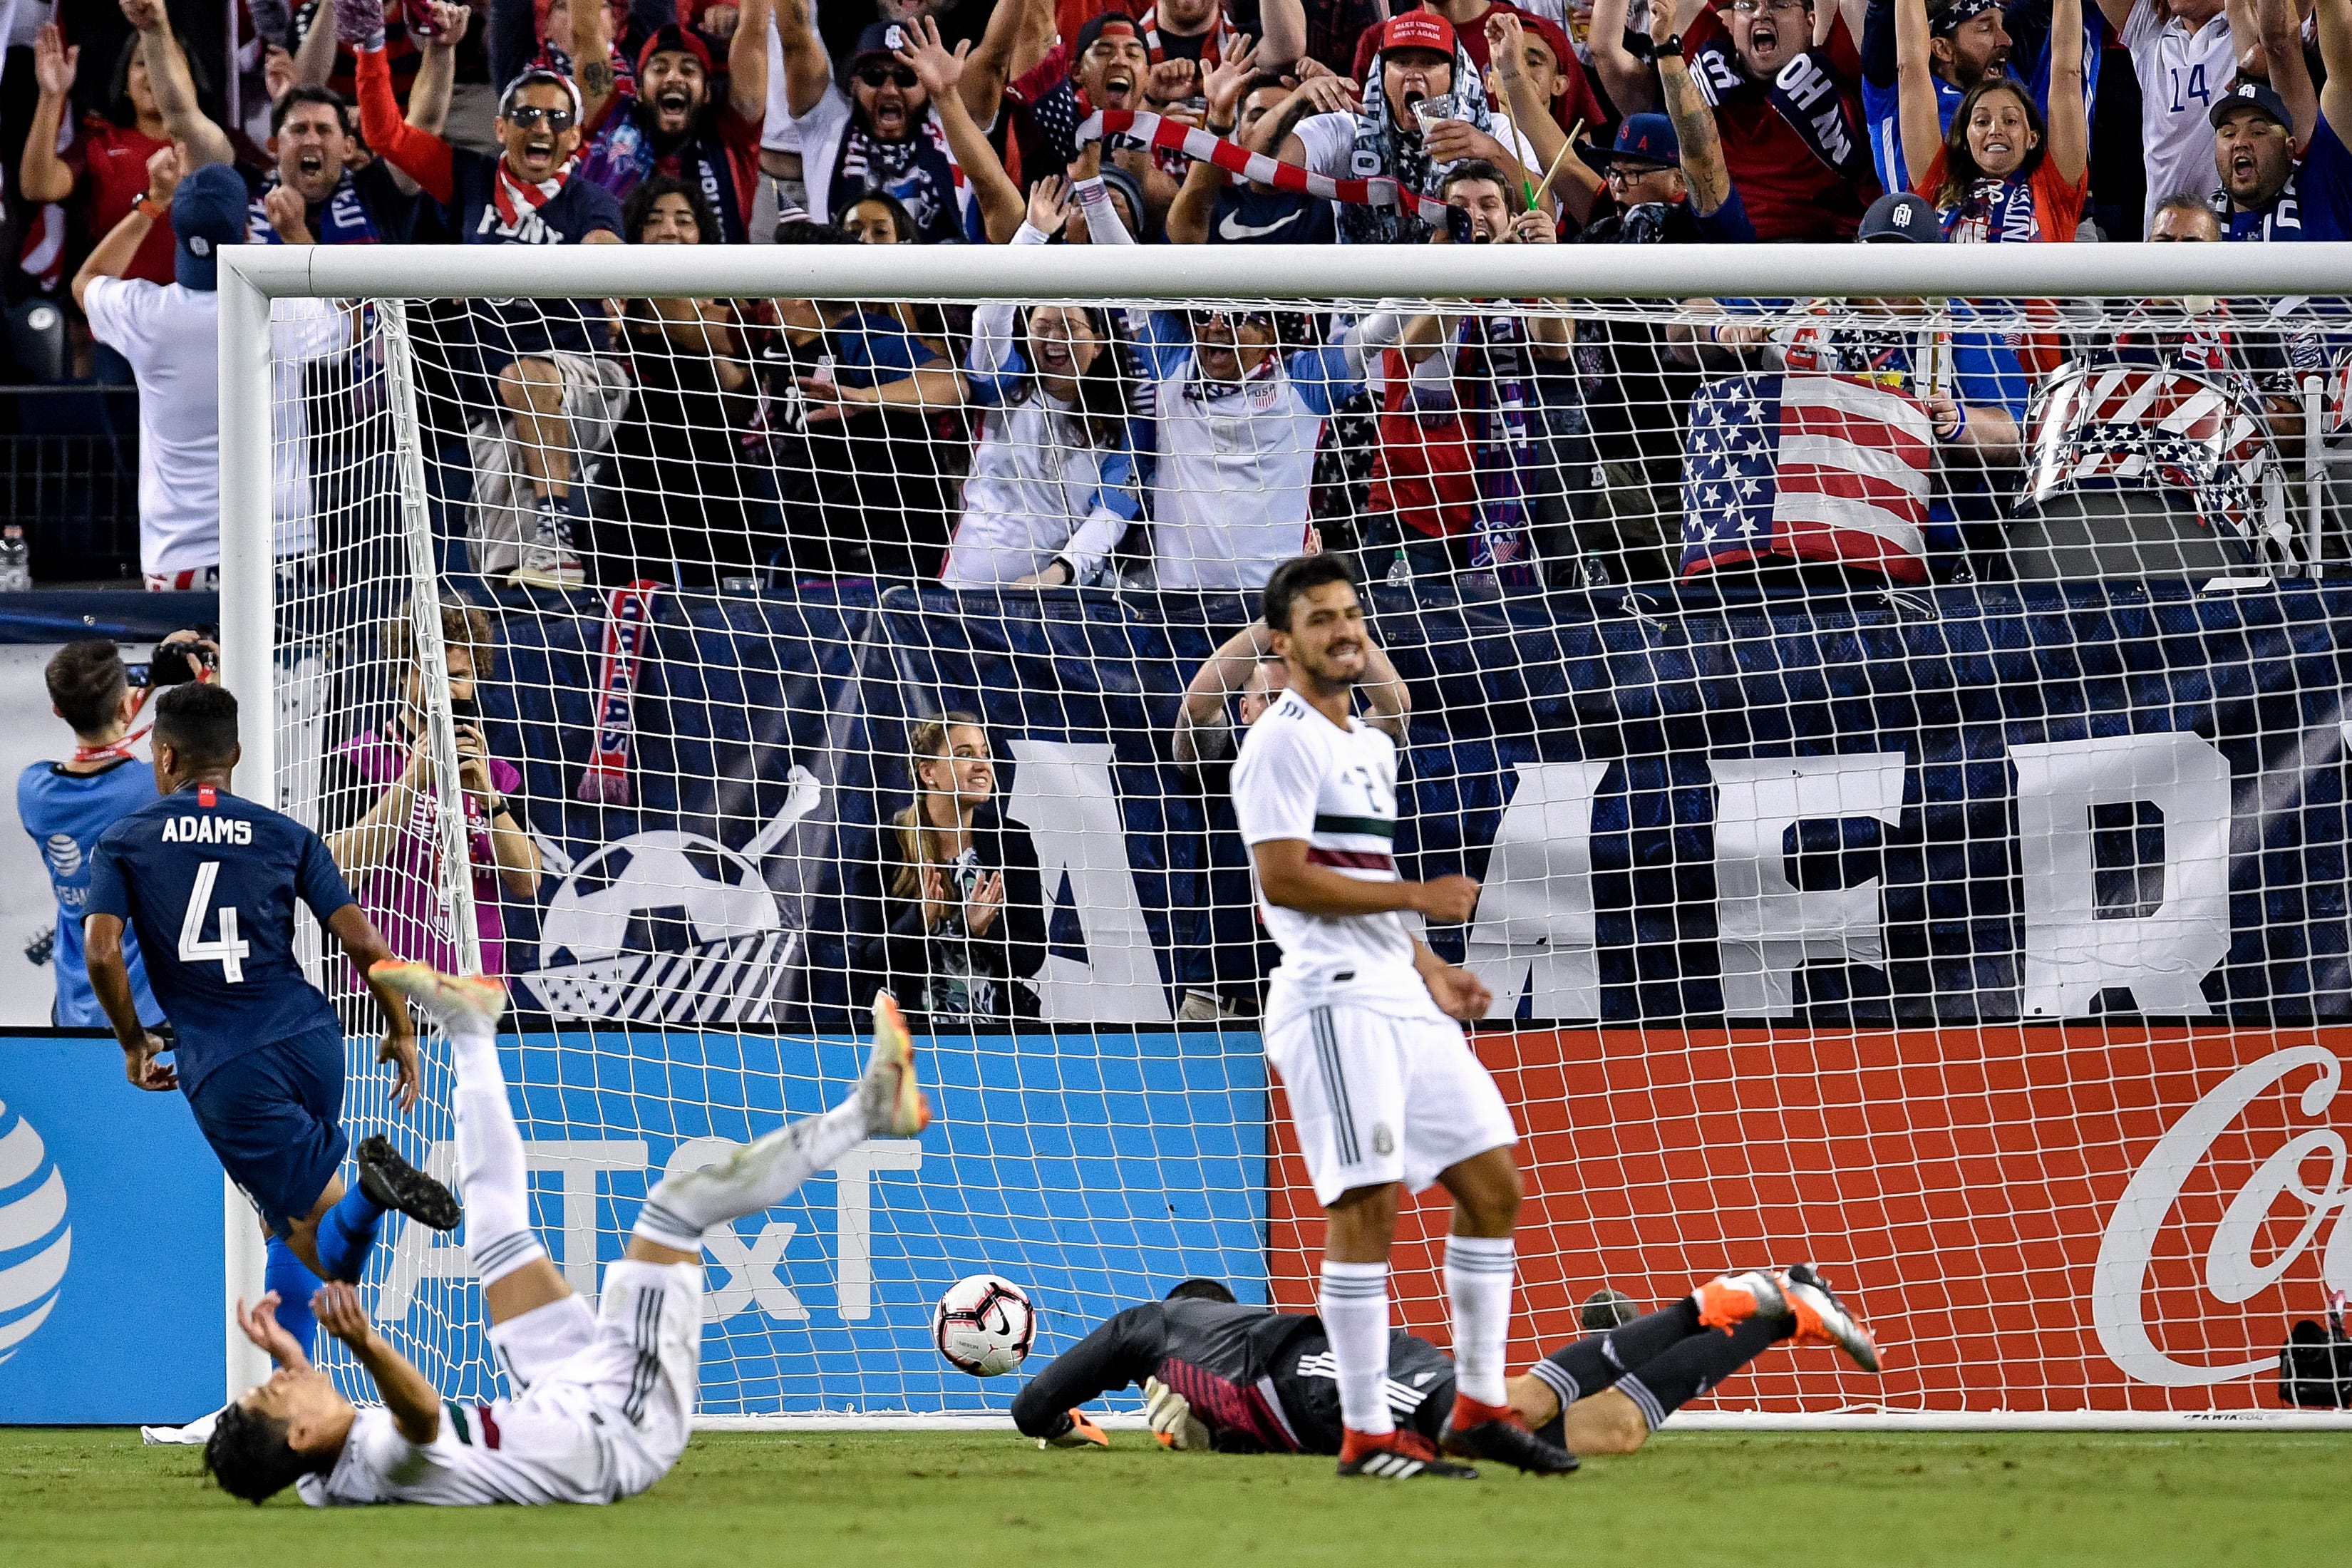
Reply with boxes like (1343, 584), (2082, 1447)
(485, 1259), (703, 1498)
(1263, 999), (1518, 1207)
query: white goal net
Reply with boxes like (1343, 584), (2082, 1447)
(227, 242), (2352, 1425)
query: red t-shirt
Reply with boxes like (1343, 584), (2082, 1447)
(1681, 5), (1874, 242)
(68, 117), (176, 287)
(1351, 4), (1609, 139)
(1915, 147), (2086, 243)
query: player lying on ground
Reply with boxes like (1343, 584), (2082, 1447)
(204, 967), (932, 1505)
(83, 681), (458, 1371)
(1013, 1269), (1880, 1457)
(1229, 553), (1559, 1480)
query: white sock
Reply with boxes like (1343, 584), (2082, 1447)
(1445, 1235), (1516, 1408)
(1319, 1260), (1394, 1436)
(450, 1027), (546, 1286)
(633, 1097), (868, 1252)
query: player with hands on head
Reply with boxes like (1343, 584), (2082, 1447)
(206, 965), (933, 1506)
(82, 681), (455, 1392)
(1229, 554), (1572, 1480)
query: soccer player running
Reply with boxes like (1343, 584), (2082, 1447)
(205, 969), (932, 1505)
(82, 682), (458, 1374)
(1015, 1269), (1880, 1457)
(1228, 552), (1561, 1481)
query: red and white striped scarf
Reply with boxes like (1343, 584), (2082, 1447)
(1075, 109), (1451, 225)
(492, 156), (574, 230)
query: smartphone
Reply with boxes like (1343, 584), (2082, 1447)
(449, 694), (480, 723)
(1445, 205), (1475, 244)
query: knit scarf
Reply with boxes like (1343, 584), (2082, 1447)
(1337, 38), (1498, 245)
(1685, 35), (1872, 190)
(1453, 314), (1539, 586)
(493, 156), (573, 229)
(1076, 110), (1453, 227)
(248, 171), (385, 244)
(577, 97), (751, 242)
(830, 115), (964, 243)
(1137, 4), (1242, 66)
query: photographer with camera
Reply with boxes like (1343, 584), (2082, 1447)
(319, 604), (540, 982)
(17, 630), (215, 1027)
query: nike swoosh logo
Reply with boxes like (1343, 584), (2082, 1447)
(1217, 208), (1304, 240)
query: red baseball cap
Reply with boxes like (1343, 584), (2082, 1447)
(1377, 10), (1457, 55)
(637, 22), (714, 78)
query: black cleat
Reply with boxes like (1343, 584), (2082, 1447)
(1439, 1398), (1581, 1476)
(1336, 1427), (1479, 1480)
(356, 1135), (460, 1233)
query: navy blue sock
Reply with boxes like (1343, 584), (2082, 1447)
(314, 1185), (388, 1283)
(264, 1237), (321, 1362)
(1614, 1314), (1793, 1430)
(1532, 1297), (1703, 1407)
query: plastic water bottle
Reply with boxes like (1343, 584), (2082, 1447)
(1384, 548), (1412, 587)
(1576, 550), (1614, 589)
(0, 527), (31, 592)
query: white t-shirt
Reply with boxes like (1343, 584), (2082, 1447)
(82, 278), (346, 574)
(2123, 0), (2235, 234)
(1232, 686), (1423, 1003)
(297, 1393), (624, 1507)
(1291, 111), (1544, 182)
(763, 0), (817, 155)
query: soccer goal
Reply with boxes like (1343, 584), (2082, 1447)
(217, 239), (2352, 1429)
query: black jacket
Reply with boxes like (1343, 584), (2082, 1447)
(855, 802), (1046, 1026)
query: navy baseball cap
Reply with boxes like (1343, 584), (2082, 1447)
(2210, 78), (2292, 131)
(172, 163), (249, 291)
(1577, 113), (1680, 173)
(1857, 190), (1945, 242)
(850, 21), (909, 63)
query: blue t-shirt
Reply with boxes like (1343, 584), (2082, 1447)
(2229, 113), (2352, 242)
(85, 783), (355, 1090)
(440, 148), (625, 366)
(18, 758), (161, 1028)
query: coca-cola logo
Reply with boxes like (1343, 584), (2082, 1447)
(2093, 1044), (2351, 1386)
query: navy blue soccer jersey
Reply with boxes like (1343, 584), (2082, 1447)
(86, 783), (356, 1091)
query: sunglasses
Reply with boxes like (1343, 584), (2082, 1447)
(855, 62), (921, 88)
(1187, 309), (1276, 332)
(505, 104), (577, 130)
(1605, 164), (1669, 185)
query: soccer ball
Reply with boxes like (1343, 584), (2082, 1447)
(932, 1274), (1036, 1377)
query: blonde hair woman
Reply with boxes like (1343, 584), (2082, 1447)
(858, 711), (1046, 1027)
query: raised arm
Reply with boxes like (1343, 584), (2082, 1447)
(570, 0), (619, 123)
(774, 0), (833, 120)
(122, 0), (236, 169)
(1588, 0), (1660, 115)
(1654, 0), (1734, 215)
(403, 3), (469, 164)
(1894, 0), (1945, 190)
(19, 25), (77, 205)
(292, 0), (341, 88)
(315, 1282), (440, 1444)
(2254, 0), (2319, 148)
(2090, 0), (2136, 42)
(2318, 0), (2352, 140)
(900, 19), (1026, 243)
(959, 0), (1044, 129)
(2045, 0), (2086, 183)
(1258, 0), (1309, 70)
(354, 31), (457, 205)
(73, 146), (179, 311)
(1167, 41), (1262, 243)
(1487, 13), (1577, 215)
(728, 0), (775, 121)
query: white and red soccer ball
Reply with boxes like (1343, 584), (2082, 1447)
(932, 1274), (1035, 1378)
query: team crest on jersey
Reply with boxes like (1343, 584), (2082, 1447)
(1371, 1123), (1396, 1157)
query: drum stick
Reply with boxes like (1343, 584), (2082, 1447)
(1530, 125), (1584, 210)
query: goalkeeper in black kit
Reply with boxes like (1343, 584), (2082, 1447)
(1012, 1269), (1879, 1459)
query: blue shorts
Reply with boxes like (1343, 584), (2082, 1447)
(182, 1021), (349, 1237)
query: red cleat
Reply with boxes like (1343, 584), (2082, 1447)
(1336, 1425), (1477, 1480)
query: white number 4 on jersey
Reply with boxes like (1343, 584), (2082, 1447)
(178, 860), (249, 983)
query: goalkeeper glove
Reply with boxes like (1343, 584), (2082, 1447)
(1039, 1408), (1110, 1450)
(1143, 1376), (1211, 1452)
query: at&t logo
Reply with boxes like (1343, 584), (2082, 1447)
(0, 1100), (71, 1363)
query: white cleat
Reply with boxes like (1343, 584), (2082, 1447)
(1778, 1264), (1883, 1374)
(862, 994), (932, 1138)
(370, 961), (508, 1033)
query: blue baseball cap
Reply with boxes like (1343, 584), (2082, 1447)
(171, 163), (249, 292)
(1577, 113), (1681, 174)
(1857, 190), (1945, 242)
(2209, 78), (2292, 131)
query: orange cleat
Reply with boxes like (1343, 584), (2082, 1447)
(1693, 1269), (1789, 1331)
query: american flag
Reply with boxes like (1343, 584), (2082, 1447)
(1679, 373), (1935, 584)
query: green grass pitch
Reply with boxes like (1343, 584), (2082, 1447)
(3, 1428), (2346, 1567)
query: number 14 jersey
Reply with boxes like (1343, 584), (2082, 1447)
(86, 783), (356, 1093)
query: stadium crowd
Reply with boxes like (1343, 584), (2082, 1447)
(6, 0), (2351, 600)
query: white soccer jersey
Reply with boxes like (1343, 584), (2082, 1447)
(2124, 0), (2235, 234)
(297, 1261), (698, 1507)
(1232, 687), (1430, 1013)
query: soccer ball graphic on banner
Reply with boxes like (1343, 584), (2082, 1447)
(932, 1274), (1036, 1377)
(522, 830), (790, 1023)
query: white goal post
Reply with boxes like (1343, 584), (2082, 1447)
(214, 241), (2352, 1430)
